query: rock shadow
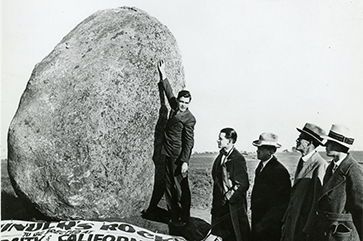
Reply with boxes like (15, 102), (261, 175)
(1, 190), (52, 221)
(1, 191), (31, 220)
(141, 206), (211, 241)
(168, 217), (211, 241)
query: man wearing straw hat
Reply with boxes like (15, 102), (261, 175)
(312, 124), (363, 241)
(251, 132), (291, 241)
(281, 123), (328, 241)
(210, 127), (251, 241)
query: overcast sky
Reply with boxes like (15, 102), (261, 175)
(2, 0), (363, 158)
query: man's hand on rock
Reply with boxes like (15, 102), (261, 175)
(157, 60), (167, 80)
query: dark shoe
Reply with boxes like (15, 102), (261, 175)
(141, 209), (156, 220)
(168, 219), (186, 227)
(141, 208), (170, 223)
(181, 217), (190, 225)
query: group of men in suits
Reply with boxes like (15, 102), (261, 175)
(210, 129), (291, 241)
(210, 123), (363, 241)
(142, 60), (363, 241)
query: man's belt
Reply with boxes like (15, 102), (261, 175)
(315, 210), (353, 222)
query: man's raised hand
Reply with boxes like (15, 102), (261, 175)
(157, 60), (166, 80)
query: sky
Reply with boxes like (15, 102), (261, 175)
(1, 0), (363, 159)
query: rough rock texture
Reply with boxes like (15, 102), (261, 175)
(7, 7), (185, 220)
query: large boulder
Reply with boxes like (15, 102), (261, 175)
(7, 7), (185, 220)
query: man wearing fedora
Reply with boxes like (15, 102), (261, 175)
(312, 124), (363, 241)
(210, 127), (251, 241)
(281, 123), (328, 241)
(251, 133), (291, 241)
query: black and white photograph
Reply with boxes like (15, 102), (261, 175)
(2, 1), (363, 241)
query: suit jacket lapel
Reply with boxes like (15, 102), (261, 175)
(167, 109), (189, 125)
(319, 155), (354, 200)
(261, 156), (276, 173)
(213, 153), (227, 195)
(319, 170), (346, 200)
(294, 152), (319, 185)
(213, 154), (223, 173)
(225, 148), (237, 165)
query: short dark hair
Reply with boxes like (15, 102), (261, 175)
(177, 90), (191, 101)
(220, 127), (237, 144)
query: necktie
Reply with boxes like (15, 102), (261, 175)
(294, 158), (304, 183)
(221, 160), (231, 197)
(220, 149), (228, 156)
(296, 158), (304, 175)
(220, 148), (233, 198)
(323, 162), (334, 184)
(256, 162), (263, 176)
(332, 163), (339, 174)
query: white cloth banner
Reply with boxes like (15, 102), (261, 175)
(0, 220), (186, 241)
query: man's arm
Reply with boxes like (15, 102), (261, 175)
(179, 117), (196, 177)
(157, 60), (178, 110)
(228, 156), (249, 203)
(179, 117), (196, 164)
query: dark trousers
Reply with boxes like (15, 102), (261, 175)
(165, 156), (191, 222)
(212, 204), (237, 241)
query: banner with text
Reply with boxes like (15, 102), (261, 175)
(1, 220), (186, 241)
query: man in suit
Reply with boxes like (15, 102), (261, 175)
(312, 124), (363, 241)
(155, 60), (196, 227)
(211, 127), (251, 241)
(281, 123), (328, 241)
(251, 132), (291, 241)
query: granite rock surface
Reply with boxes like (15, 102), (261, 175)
(8, 6), (184, 220)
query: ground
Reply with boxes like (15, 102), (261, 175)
(2, 151), (363, 234)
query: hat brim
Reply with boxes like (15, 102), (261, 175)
(252, 140), (281, 148)
(296, 127), (325, 146)
(320, 135), (352, 148)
